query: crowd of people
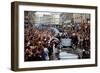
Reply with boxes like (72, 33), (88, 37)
(24, 23), (60, 61)
(24, 15), (90, 61)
